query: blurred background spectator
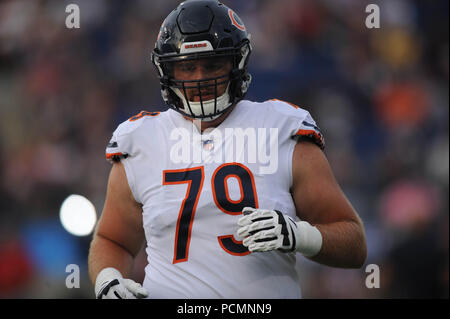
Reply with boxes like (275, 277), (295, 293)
(0, 0), (448, 298)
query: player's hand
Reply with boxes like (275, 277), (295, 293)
(237, 207), (323, 256)
(95, 268), (149, 299)
(237, 207), (298, 253)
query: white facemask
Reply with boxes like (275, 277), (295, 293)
(171, 83), (232, 121)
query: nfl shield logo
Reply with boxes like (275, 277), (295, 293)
(203, 139), (214, 151)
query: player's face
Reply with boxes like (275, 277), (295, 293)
(173, 57), (232, 102)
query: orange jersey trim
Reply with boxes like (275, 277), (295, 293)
(128, 111), (160, 122)
(294, 129), (325, 149)
(106, 152), (124, 159)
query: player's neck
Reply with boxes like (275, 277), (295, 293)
(183, 105), (236, 133)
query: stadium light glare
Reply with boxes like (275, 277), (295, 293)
(60, 194), (97, 236)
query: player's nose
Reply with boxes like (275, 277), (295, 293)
(190, 66), (208, 81)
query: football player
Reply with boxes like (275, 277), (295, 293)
(88, 0), (367, 299)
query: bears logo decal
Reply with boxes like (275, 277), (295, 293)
(228, 9), (246, 31)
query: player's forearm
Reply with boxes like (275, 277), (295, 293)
(309, 219), (367, 268)
(88, 234), (134, 285)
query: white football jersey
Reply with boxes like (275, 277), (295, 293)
(105, 99), (324, 298)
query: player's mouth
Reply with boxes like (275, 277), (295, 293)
(191, 92), (215, 102)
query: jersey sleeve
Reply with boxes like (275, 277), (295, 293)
(105, 115), (143, 163)
(105, 111), (161, 163)
(268, 99), (325, 150)
(105, 129), (130, 163)
(292, 111), (325, 150)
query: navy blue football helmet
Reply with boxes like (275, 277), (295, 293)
(151, 0), (252, 120)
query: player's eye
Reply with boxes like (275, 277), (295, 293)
(179, 63), (196, 72)
(205, 62), (222, 72)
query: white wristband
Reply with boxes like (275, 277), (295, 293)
(95, 267), (123, 297)
(294, 221), (323, 257)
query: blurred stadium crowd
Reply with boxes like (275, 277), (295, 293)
(0, 0), (448, 298)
